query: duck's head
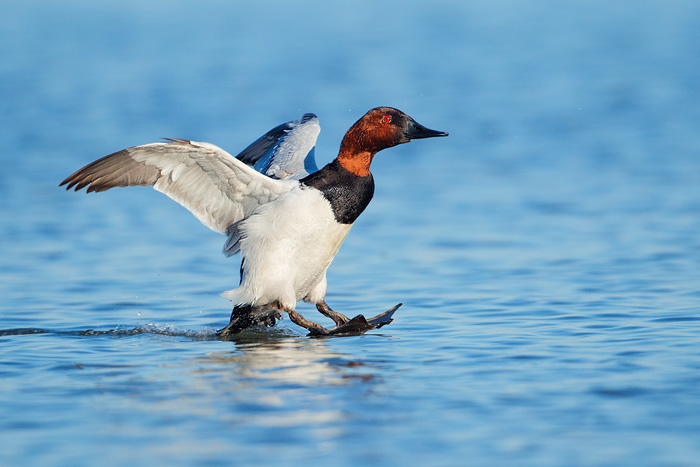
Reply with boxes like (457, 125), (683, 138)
(338, 107), (448, 176)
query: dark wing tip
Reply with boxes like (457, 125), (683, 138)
(60, 162), (104, 192)
(59, 172), (86, 191)
(59, 148), (161, 193)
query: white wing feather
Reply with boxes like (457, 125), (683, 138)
(60, 139), (297, 234)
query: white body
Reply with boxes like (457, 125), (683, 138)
(222, 185), (352, 309)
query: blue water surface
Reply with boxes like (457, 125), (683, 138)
(2, 1), (700, 465)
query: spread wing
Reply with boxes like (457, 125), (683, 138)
(236, 113), (320, 180)
(60, 139), (297, 234)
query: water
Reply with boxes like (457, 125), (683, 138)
(2, 0), (700, 465)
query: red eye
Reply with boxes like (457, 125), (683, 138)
(383, 115), (392, 123)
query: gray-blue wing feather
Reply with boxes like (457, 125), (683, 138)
(235, 113), (320, 180)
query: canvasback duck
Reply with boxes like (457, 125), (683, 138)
(60, 107), (448, 336)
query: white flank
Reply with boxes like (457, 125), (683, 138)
(222, 186), (352, 309)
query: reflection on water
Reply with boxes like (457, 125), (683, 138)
(1, 324), (379, 390)
(188, 336), (380, 431)
(194, 335), (377, 388)
(1, 325), (389, 464)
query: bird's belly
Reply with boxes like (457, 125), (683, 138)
(227, 187), (352, 307)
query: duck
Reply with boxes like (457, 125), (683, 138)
(60, 107), (448, 336)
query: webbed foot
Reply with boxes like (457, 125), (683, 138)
(216, 304), (281, 337)
(319, 303), (401, 336)
(290, 303), (401, 337)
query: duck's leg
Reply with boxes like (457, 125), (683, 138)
(286, 308), (332, 336)
(287, 303), (403, 336)
(316, 301), (350, 327)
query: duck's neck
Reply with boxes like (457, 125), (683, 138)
(336, 150), (374, 177)
(336, 128), (377, 177)
(301, 159), (375, 225)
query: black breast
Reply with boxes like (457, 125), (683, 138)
(300, 159), (375, 225)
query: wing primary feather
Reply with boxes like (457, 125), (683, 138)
(60, 139), (297, 235)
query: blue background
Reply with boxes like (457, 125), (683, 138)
(2, 1), (700, 465)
